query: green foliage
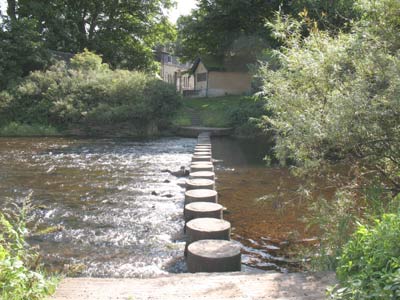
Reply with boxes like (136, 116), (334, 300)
(0, 17), (49, 89)
(228, 95), (267, 136)
(70, 49), (108, 71)
(176, 0), (358, 63)
(260, 0), (400, 190)
(0, 122), (59, 137)
(8, 0), (175, 72)
(0, 51), (181, 135)
(174, 96), (244, 128)
(258, 0), (400, 271)
(0, 198), (58, 300)
(176, 0), (282, 63)
(172, 95), (267, 136)
(331, 208), (400, 299)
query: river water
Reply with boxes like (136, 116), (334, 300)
(0, 136), (316, 277)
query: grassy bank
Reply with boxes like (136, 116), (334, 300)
(172, 95), (266, 136)
(173, 96), (243, 127)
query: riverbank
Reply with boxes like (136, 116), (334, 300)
(172, 96), (265, 137)
(51, 272), (335, 299)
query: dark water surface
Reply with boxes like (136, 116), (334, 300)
(212, 137), (317, 272)
(0, 136), (315, 277)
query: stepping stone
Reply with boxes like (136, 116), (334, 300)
(194, 148), (212, 152)
(192, 155), (212, 162)
(189, 171), (215, 180)
(186, 217), (231, 248)
(190, 164), (214, 172)
(196, 144), (212, 148)
(184, 202), (223, 223)
(186, 178), (215, 190)
(191, 161), (213, 165)
(187, 240), (241, 273)
(185, 189), (218, 205)
(194, 150), (212, 155)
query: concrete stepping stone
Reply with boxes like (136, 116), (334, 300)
(191, 161), (213, 165)
(187, 239), (241, 273)
(189, 171), (215, 180)
(185, 189), (218, 205)
(186, 218), (231, 245)
(184, 202), (223, 223)
(190, 164), (214, 172)
(192, 155), (212, 162)
(186, 178), (215, 190)
(194, 150), (212, 155)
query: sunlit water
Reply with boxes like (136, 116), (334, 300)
(0, 137), (195, 277)
(0, 136), (317, 277)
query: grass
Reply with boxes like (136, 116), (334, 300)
(173, 95), (246, 127)
(0, 122), (60, 137)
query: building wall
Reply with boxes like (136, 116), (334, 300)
(160, 53), (194, 92)
(161, 64), (177, 85)
(207, 72), (252, 97)
(194, 61), (208, 96)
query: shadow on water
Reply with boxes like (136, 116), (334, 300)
(0, 136), (319, 277)
(212, 136), (318, 272)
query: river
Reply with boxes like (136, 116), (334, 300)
(0, 136), (316, 277)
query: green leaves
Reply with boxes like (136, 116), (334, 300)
(333, 211), (400, 299)
(0, 201), (57, 300)
(0, 51), (181, 132)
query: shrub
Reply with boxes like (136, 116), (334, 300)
(332, 209), (400, 299)
(228, 95), (267, 136)
(0, 50), (181, 135)
(0, 122), (59, 137)
(0, 200), (58, 300)
(258, 0), (400, 270)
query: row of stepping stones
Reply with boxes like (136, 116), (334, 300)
(184, 132), (241, 273)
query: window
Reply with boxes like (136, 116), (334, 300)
(197, 73), (207, 82)
(167, 55), (172, 63)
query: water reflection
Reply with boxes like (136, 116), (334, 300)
(212, 137), (317, 272)
(0, 136), (316, 276)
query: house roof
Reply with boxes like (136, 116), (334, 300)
(190, 55), (250, 74)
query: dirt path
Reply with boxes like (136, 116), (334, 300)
(51, 272), (335, 300)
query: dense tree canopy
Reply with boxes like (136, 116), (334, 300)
(1, 0), (175, 77)
(176, 0), (358, 63)
(0, 17), (49, 89)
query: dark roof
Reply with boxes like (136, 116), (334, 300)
(190, 55), (250, 74)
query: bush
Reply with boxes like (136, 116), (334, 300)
(0, 122), (59, 136)
(258, 0), (400, 271)
(0, 200), (58, 299)
(228, 95), (267, 136)
(332, 209), (400, 299)
(0, 50), (181, 135)
(0, 18), (49, 90)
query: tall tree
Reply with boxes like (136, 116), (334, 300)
(0, 17), (49, 89)
(176, 0), (358, 63)
(11, 0), (176, 71)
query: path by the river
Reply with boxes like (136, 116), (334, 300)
(51, 271), (335, 300)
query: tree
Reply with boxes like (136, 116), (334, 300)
(176, 0), (358, 63)
(0, 17), (49, 89)
(258, 0), (400, 272)
(7, 0), (176, 71)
